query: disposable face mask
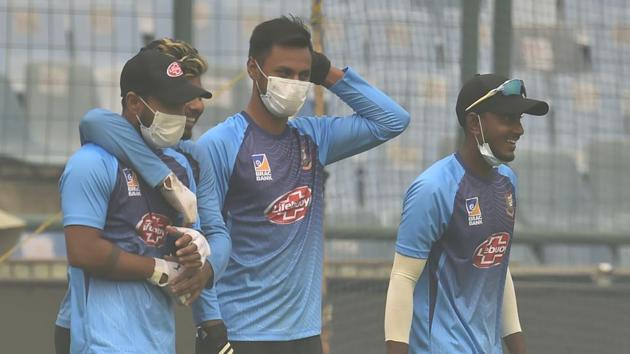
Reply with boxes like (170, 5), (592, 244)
(136, 97), (186, 148)
(474, 114), (505, 167)
(254, 60), (312, 118)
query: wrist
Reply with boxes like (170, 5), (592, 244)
(148, 258), (168, 286)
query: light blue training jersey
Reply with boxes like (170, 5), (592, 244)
(397, 153), (517, 354)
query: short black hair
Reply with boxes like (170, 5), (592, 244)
(248, 15), (313, 63)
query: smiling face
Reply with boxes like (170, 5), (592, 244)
(182, 76), (205, 140)
(476, 111), (525, 162)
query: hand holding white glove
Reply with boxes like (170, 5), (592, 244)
(148, 258), (191, 305)
(166, 226), (211, 269)
(159, 172), (197, 225)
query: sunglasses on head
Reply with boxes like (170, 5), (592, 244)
(465, 79), (527, 112)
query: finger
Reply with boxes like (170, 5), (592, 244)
(165, 225), (184, 238)
(175, 234), (193, 248)
(171, 276), (198, 295)
(176, 243), (197, 256)
(176, 252), (201, 263)
(186, 289), (202, 306)
(179, 260), (203, 270)
(164, 255), (178, 262)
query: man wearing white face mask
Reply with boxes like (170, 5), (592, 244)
(384, 74), (549, 354)
(75, 15), (410, 354)
(55, 49), (213, 353)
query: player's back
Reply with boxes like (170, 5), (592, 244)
(398, 154), (517, 354)
(60, 143), (194, 354)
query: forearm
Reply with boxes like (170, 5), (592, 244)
(79, 110), (170, 188)
(322, 66), (344, 88)
(66, 231), (153, 280)
(384, 253), (425, 353)
(329, 67), (410, 138)
(502, 268), (525, 353)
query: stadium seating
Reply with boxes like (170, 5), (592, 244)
(24, 62), (99, 165)
(586, 139), (630, 232)
(0, 75), (29, 161)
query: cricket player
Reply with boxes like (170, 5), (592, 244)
(56, 49), (213, 353)
(78, 16), (410, 354)
(384, 74), (549, 354)
(54, 38), (214, 354)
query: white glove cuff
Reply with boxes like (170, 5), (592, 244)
(148, 258), (168, 287)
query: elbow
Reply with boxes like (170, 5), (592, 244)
(66, 248), (104, 274)
(384, 106), (411, 138)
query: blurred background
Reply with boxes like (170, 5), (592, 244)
(1, 0), (629, 353)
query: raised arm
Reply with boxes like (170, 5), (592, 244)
(79, 108), (197, 224)
(79, 108), (171, 187)
(292, 67), (410, 165)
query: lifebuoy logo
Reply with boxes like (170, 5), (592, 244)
(472, 232), (510, 269)
(136, 213), (171, 247)
(265, 186), (312, 224)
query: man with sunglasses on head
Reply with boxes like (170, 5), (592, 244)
(384, 74), (549, 354)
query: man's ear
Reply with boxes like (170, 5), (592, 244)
(246, 57), (259, 81)
(466, 112), (482, 136)
(125, 92), (144, 118)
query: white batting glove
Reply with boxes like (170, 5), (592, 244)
(148, 258), (190, 305)
(148, 258), (185, 287)
(159, 172), (197, 225)
(169, 226), (211, 268)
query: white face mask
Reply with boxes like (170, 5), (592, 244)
(254, 60), (312, 119)
(136, 97), (186, 148)
(474, 114), (505, 167)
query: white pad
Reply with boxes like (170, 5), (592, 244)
(159, 172), (198, 225)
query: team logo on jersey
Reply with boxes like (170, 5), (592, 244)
(166, 61), (184, 77)
(251, 153), (273, 181)
(122, 168), (141, 197)
(136, 213), (171, 247)
(265, 186), (312, 224)
(466, 197), (483, 226)
(505, 192), (515, 218)
(472, 232), (510, 269)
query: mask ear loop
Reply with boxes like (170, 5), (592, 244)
(135, 96), (155, 128)
(252, 58), (268, 95)
(473, 113), (486, 146)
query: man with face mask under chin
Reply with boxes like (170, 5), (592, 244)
(384, 74), (549, 354)
(76, 15), (410, 354)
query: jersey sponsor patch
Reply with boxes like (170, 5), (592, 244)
(466, 197), (483, 226)
(505, 192), (515, 218)
(166, 61), (184, 77)
(472, 232), (510, 268)
(122, 168), (141, 197)
(135, 213), (171, 247)
(251, 153), (273, 181)
(265, 186), (312, 224)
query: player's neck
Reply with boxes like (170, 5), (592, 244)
(245, 90), (288, 136)
(458, 138), (494, 178)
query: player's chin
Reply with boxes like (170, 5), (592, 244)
(497, 150), (516, 162)
(182, 129), (193, 141)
